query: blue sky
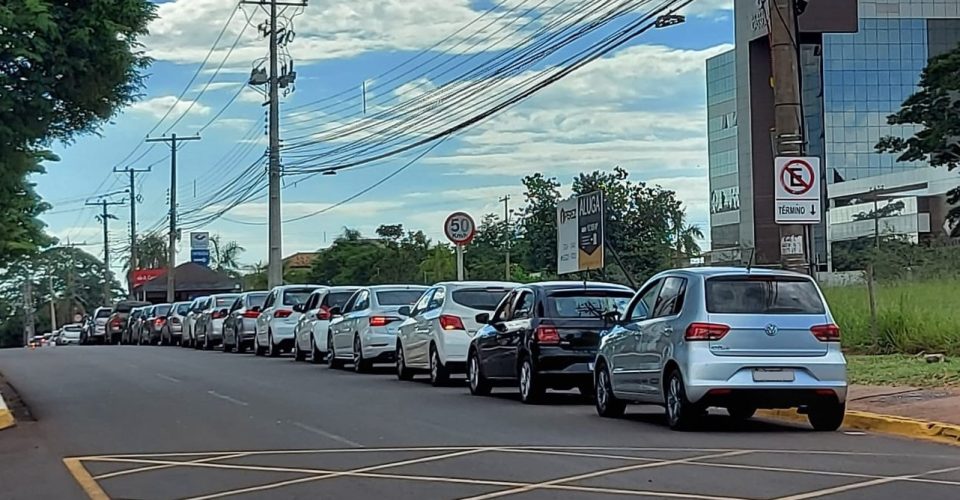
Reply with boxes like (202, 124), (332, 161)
(37, 0), (734, 276)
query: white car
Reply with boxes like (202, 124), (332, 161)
(182, 296), (210, 349)
(194, 293), (240, 350)
(327, 285), (428, 372)
(293, 286), (360, 363)
(396, 281), (518, 385)
(255, 285), (325, 357)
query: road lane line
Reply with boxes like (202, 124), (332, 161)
(290, 421), (363, 448)
(459, 450), (753, 500)
(79, 446), (474, 460)
(206, 390), (248, 406)
(93, 452), (251, 480)
(156, 374), (181, 383)
(184, 447), (494, 500)
(774, 465), (960, 500)
(63, 458), (109, 500)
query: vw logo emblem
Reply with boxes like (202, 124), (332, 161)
(765, 324), (779, 337)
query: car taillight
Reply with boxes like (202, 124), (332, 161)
(243, 310), (261, 318)
(685, 322), (729, 341)
(212, 311), (224, 319)
(316, 307), (331, 321)
(274, 309), (293, 318)
(811, 324), (841, 342)
(369, 316), (400, 327)
(439, 315), (464, 331)
(154, 318), (165, 327)
(535, 325), (560, 345)
(111, 318), (121, 327)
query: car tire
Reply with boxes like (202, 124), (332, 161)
(268, 331), (280, 357)
(727, 405), (757, 421)
(665, 369), (699, 431)
(327, 332), (343, 369)
(808, 402), (846, 432)
(396, 342), (414, 381)
(353, 335), (370, 373)
(518, 356), (544, 404)
(467, 350), (491, 396)
(595, 364), (626, 418)
(429, 345), (449, 387)
(223, 339), (234, 353)
(294, 340), (307, 362)
(254, 334), (265, 356)
(309, 334), (323, 364)
(236, 339), (246, 354)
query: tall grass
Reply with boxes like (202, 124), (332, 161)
(824, 280), (960, 355)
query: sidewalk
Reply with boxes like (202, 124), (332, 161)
(847, 384), (960, 426)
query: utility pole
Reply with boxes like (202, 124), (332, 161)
(242, 0), (305, 288)
(22, 281), (34, 346)
(115, 166), (152, 298)
(86, 197), (125, 305)
(770, 0), (808, 273)
(500, 195), (511, 280)
(49, 276), (57, 333)
(146, 133), (201, 302)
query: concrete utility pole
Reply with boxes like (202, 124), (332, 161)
(86, 198), (125, 305)
(22, 281), (34, 345)
(500, 195), (511, 280)
(49, 276), (57, 333)
(146, 133), (201, 302)
(770, 0), (808, 273)
(242, 0), (305, 288)
(115, 166), (152, 298)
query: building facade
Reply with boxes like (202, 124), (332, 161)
(708, 0), (959, 268)
(706, 50), (741, 254)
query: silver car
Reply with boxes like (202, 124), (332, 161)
(327, 285), (428, 372)
(194, 293), (241, 350)
(181, 296), (210, 349)
(293, 286), (360, 363)
(222, 291), (269, 354)
(595, 267), (846, 431)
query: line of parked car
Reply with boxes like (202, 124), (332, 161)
(107, 267), (849, 431)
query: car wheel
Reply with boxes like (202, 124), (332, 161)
(467, 350), (491, 396)
(727, 405), (757, 421)
(396, 342), (414, 381)
(429, 345), (449, 387)
(268, 331), (280, 357)
(595, 364), (626, 418)
(254, 334), (265, 356)
(808, 402), (846, 431)
(353, 335), (370, 373)
(327, 333), (343, 369)
(518, 356), (544, 404)
(294, 339), (307, 362)
(665, 369), (699, 431)
(309, 334), (323, 364)
(223, 339), (233, 353)
(236, 339), (246, 354)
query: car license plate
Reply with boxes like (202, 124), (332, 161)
(753, 368), (794, 382)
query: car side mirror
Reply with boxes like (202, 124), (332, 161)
(475, 313), (490, 324)
(329, 306), (342, 317)
(398, 306), (411, 317)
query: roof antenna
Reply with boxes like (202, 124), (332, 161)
(746, 248), (756, 272)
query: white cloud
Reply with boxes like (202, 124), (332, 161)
(208, 118), (256, 131)
(128, 95), (212, 120)
(193, 81), (243, 93)
(206, 200), (404, 220)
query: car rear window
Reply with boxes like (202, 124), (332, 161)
(283, 288), (315, 306)
(452, 288), (511, 311)
(175, 303), (191, 315)
(376, 290), (425, 306)
(216, 296), (239, 307)
(95, 309), (112, 318)
(154, 305), (171, 316)
(246, 293), (268, 307)
(546, 290), (633, 318)
(705, 277), (826, 314)
(323, 291), (355, 309)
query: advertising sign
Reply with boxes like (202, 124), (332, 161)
(190, 232), (210, 250)
(131, 269), (165, 287)
(191, 249), (211, 267)
(557, 191), (605, 275)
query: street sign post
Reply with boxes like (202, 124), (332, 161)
(444, 212), (476, 280)
(190, 232), (210, 249)
(190, 248), (210, 267)
(557, 191), (605, 275)
(775, 157), (822, 224)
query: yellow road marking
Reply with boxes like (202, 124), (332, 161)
(460, 450), (753, 500)
(93, 452), (252, 480)
(775, 465), (960, 500)
(63, 458), (110, 500)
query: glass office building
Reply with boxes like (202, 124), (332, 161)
(706, 50), (741, 251)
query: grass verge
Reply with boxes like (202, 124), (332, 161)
(846, 354), (960, 388)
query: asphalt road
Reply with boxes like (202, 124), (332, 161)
(1, 345), (959, 500)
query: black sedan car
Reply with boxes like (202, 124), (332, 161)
(467, 281), (633, 403)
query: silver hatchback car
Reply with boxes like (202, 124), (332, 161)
(595, 267), (846, 431)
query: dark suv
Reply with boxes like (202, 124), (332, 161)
(108, 300), (150, 344)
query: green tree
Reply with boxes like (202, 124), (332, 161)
(0, 1), (157, 267)
(518, 173), (562, 273)
(668, 209), (705, 265)
(243, 261), (268, 291)
(876, 47), (960, 222)
(419, 244), (456, 283)
(209, 235), (245, 277)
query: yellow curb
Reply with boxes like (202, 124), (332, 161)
(0, 392), (15, 430)
(758, 409), (960, 447)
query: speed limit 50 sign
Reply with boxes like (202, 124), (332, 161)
(444, 212), (476, 245)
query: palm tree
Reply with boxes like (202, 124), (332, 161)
(121, 233), (169, 273)
(210, 235), (245, 277)
(669, 210), (704, 264)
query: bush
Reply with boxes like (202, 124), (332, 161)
(825, 280), (960, 355)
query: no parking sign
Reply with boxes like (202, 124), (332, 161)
(774, 157), (822, 224)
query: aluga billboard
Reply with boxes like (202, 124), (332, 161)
(557, 191), (605, 275)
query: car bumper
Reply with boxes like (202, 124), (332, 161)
(438, 332), (472, 364)
(682, 353), (848, 405)
(534, 347), (596, 385)
(239, 319), (257, 341)
(210, 319), (225, 339)
(270, 322), (297, 340)
(362, 327), (399, 360)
